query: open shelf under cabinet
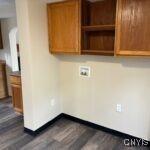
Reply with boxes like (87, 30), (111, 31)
(81, 0), (117, 56)
(82, 50), (114, 56)
(82, 25), (115, 32)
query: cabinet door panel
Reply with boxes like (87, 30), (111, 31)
(0, 63), (7, 99)
(115, 0), (150, 56)
(11, 84), (23, 113)
(47, 0), (80, 54)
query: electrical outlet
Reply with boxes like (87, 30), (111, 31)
(79, 66), (90, 77)
(116, 104), (122, 112)
(50, 99), (55, 106)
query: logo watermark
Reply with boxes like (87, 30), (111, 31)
(123, 138), (149, 147)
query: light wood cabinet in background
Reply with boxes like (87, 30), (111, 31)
(47, 0), (150, 56)
(10, 73), (23, 114)
(0, 61), (8, 99)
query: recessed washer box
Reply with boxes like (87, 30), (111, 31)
(79, 66), (91, 77)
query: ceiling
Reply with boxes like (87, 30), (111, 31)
(0, 0), (16, 18)
(0, 0), (102, 18)
(0, 0), (15, 5)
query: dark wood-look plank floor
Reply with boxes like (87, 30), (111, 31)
(0, 98), (148, 150)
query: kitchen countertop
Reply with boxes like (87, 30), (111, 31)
(10, 71), (21, 77)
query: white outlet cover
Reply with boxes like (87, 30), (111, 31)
(79, 66), (91, 77)
(116, 104), (122, 112)
(51, 99), (55, 106)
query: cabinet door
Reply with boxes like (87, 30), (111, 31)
(0, 64), (7, 99)
(47, 0), (80, 54)
(115, 0), (150, 56)
(11, 84), (23, 113)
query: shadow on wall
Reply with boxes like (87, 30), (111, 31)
(56, 55), (150, 69)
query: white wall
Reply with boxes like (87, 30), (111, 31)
(59, 56), (150, 141)
(16, 0), (150, 141)
(16, 0), (62, 131)
(0, 17), (17, 95)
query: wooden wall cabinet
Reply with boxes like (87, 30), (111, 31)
(0, 21), (3, 49)
(47, 0), (150, 56)
(47, 0), (117, 55)
(115, 0), (150, 56)
(10, 74), (23, 114)
(0, 61), (8, 99)
(47, 0), (80, 54)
